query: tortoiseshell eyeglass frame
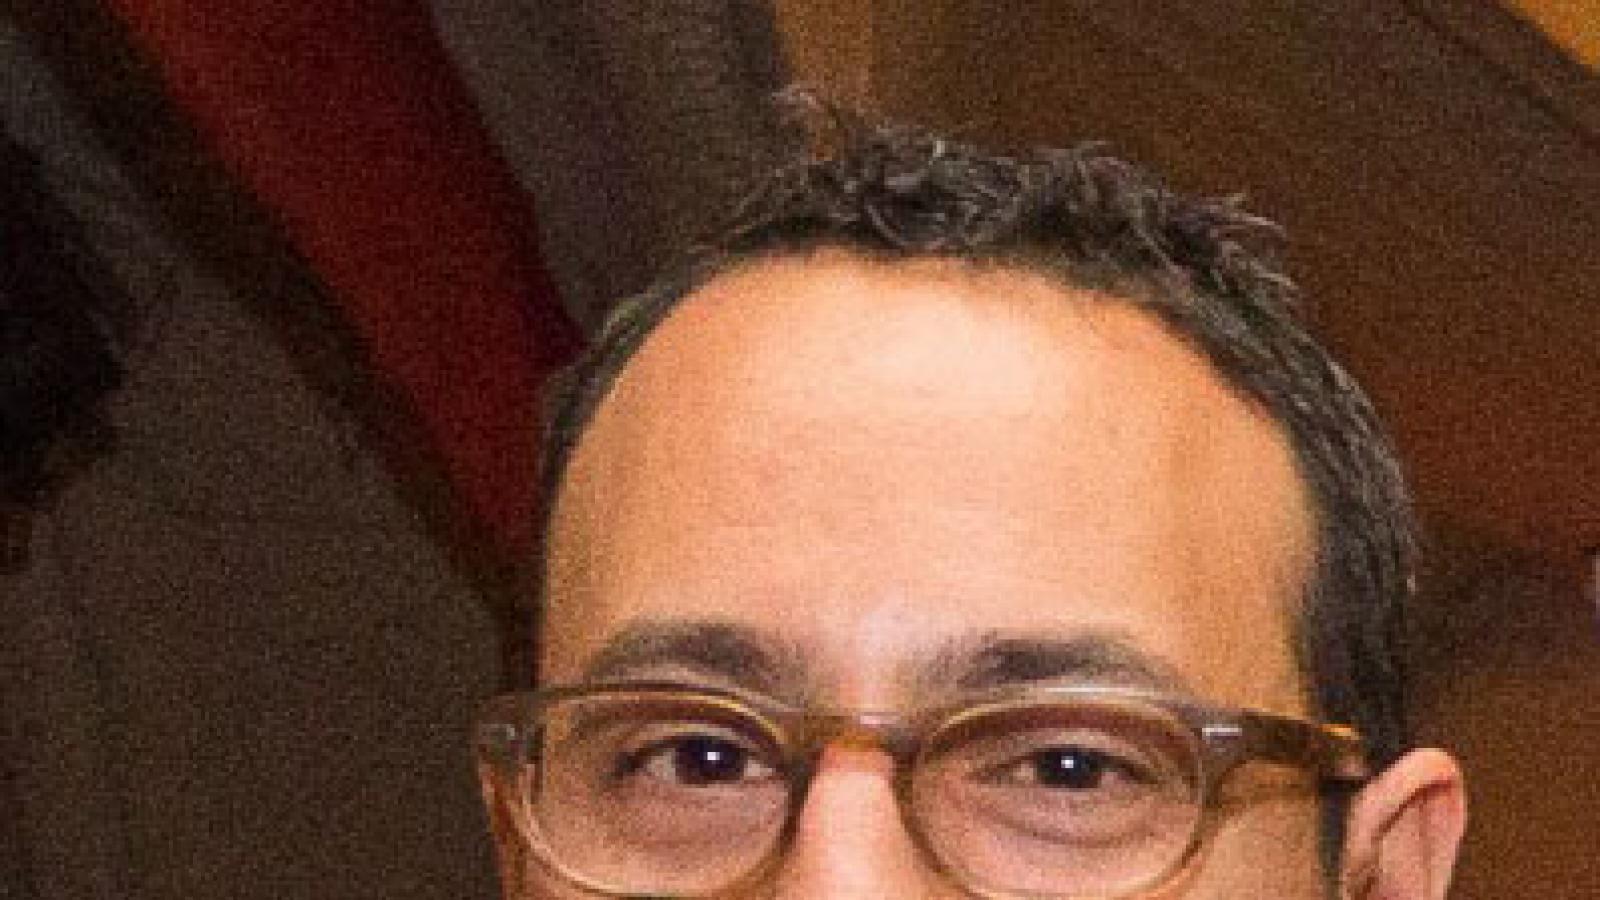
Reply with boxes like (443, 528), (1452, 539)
(477, 680), (1369, 899)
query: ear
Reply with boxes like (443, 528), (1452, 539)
(1339, 748), (1468, 899)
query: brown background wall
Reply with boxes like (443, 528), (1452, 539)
(775, 2), (1600, 897)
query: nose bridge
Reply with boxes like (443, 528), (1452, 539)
(773, 739), (950, 899)
(795, 709), (921, 761)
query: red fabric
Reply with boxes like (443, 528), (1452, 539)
(105, 0), (582, 556)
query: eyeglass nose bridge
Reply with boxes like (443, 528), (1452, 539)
(781, 709), (925, 766)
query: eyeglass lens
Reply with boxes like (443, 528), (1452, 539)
(530, 693), (789, 895)
(519, 692), (1207, 897)
(913, 699), (1203, 896)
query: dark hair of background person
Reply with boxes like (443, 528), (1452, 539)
(524, 104), (1416, 877)
(1, 134), (130, 515)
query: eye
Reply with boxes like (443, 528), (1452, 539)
(618, 732), (780, 787)
(984, 745), (1154, 790)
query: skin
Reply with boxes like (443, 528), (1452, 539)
(487, 251), (1465, 898)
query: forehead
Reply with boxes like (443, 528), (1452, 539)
(544, 253), (1315, 714)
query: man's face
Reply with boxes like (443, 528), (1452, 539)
(534, 252), (1327, 897)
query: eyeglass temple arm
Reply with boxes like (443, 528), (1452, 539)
(1230, 711), (1371, 783)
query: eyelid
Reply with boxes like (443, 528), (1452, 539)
(551, 692), (777, 761)
(622, 725), (780, 766)
(620, 719), (771, 752)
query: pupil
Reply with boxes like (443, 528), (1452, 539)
(674, 737), (746, 784)
(1034, 748), (1106, 789)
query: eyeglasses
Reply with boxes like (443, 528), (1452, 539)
(476, 680), (1367, 898)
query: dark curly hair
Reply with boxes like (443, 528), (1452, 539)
(528, 108), (1415, 877)
(1, 136), (129, 508)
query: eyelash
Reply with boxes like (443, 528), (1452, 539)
(978, 744), (1157, 789)
(610, 727), (778, 783)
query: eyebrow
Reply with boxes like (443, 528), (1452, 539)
(582, 619), (1191, 705)
(925, 630), (1193, 697)
(580, 620), (807, 700)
